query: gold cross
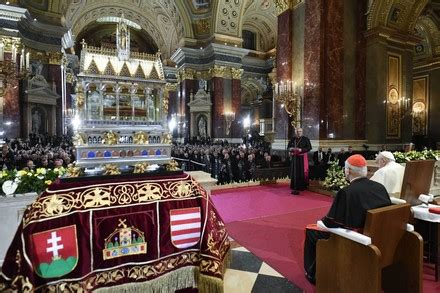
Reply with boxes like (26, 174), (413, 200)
(118, 219), (127, 228)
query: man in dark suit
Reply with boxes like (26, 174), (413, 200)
(312, 147), (326, 180)
(303, 154), (392, 284)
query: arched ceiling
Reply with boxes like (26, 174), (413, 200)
(242, 0), (277, 51)
(64, 0), (191, 59)
(367, 0), (428, 33)
(75, 23), (158, 54)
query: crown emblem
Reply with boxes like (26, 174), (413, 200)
(103, 219), (147, 260)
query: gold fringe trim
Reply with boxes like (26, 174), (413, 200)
(94, 266), (198, 293)
(198, 273), (224, 293)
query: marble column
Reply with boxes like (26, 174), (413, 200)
(303, 0), (344, 140)
(3, 79), (20, 138)
(48, 64), (62, 135)
(179, 70), (197, 141)
(275, 8), (293, 140)
(231, 70), (242, 139)
(212, 77), (224, 138)
(303, 0), (324, 140)
(325, 0), (344, 139)
(354, 0), (367, 139)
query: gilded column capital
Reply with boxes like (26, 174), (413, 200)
(179, 68), (196, 80)
(275, 0), (292, 15)
(275, 0), (303, 15)
(209, 65), (228, 78)
(49, 52), (63, 65)
(165, 83), (178, 92)
(231, 68), (244, 80)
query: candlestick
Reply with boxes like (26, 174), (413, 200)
(26, 52), (29, 70)
(12, 45), (16, 63)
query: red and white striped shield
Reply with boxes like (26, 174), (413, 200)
(170, 207), (201, 249)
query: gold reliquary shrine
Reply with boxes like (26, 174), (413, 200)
(73, 34), (170, 170)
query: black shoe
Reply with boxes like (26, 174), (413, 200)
(291, 190), (300, 195)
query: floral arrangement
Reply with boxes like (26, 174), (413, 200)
(393, 150), (440, 163)
(0, 167), (66, 196)
(322, 160), (349, 191)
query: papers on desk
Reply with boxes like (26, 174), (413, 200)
(411, 204), (440, 223)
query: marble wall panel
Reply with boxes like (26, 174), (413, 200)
(324, 0), (344, 139)
(303, 0), (324, 140)
(3, 80), (21, 138)
(355, 0), (367, 140)
(212, 77), (224, 138)
(231, 79), (241, 138)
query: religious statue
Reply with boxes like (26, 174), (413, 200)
(198, 79), (206, 91)
(102, 131), (119, 145)
(134, 131), (149, 144)
(198, 115), (207, 138)
(31, 110), (42, 134)
(72, 132), (86, 146)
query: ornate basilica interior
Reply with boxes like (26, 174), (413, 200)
(1, 0), (440, 151)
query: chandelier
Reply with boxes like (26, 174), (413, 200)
(274, 80), (302, 126)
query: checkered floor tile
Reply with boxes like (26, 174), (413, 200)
(224, 245), (302, 293)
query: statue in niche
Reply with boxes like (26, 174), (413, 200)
(31, 60), (44, 76)
(199, 79), (206, 91)
(198, 115), (207, 138)
(31, 108), (42, 134)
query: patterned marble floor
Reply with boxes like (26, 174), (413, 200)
(225, 240), (302, 293)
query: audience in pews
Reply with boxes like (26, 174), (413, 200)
(171, 142), (280, 184)
(303, 154), (392, 284)
(0, 134), (74, 170)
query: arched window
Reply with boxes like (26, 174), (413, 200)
(242, 30), (256, 50)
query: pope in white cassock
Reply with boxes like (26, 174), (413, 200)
(370, 151), (405, 195)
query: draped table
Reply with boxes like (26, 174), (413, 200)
(0, 172), (229, 292)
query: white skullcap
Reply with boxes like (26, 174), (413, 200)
(379, 151), (395, 161)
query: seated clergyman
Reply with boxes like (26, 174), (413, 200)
(303, 154), (392, 284)
(370, 151), (405, 196)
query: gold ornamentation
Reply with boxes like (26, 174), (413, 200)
(66, 163), (82, 177)
(75, 85), (85, 109)
(165, 83), (178, 91)
(274, 0), (295, 15)
(209, 65), (228, 78)
(102, 131), (119, 145)
(48, 52), (63, 65)
(103, 219), (147, 260)
(388, 88), (399, 104)
(102, 164), (121, 176)
(45, 194), (66, 216)
(162, 132), (172, 144)
(231, 68), (243, 79)
(180, 68), (196, 80)
(133, 162), (150, 174)
(23, 175), (206, 226)
(72, 132), (86, 146)
(162, 95), (169, 115)
(83, 187), (112, 208)
(195, 19), (210, 34)
(136, 183), (162, 201)
(166, 160), (179, 171)
(134, 131), (149, 144)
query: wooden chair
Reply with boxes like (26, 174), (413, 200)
(316, 204), (423, 293)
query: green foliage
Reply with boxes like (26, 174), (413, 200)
(322, 160), (349, 191)
(0, 167), (66, 196)
(393, 150), (440, 163)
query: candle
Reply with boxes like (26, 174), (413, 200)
(12, 45), (16, 62)
(20, 48), (24, 71)
(26, 52), (29, 70)
(0, 43), (3, 61)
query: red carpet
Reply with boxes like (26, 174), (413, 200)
(212, 184), (440, 293)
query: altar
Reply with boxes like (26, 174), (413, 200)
(0, 172), (229, 292)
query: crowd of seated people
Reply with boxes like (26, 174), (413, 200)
(171, 141), (283, 184)
(0, 134), (75, 171)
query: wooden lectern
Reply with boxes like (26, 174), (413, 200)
(316, 204), (423, 293)
(400, 160), (435, 205)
